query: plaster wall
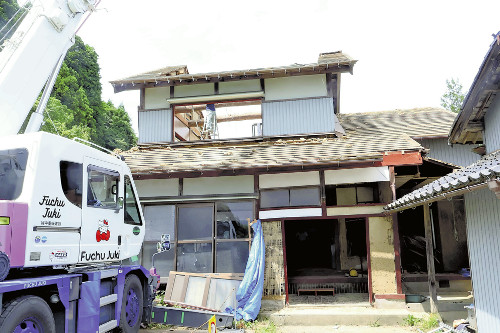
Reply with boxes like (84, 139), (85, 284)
(135, 178), (180, 197)
(369, 216), (397, 295)
(259, 171), (320, 189)
(145, 87), (170, 109)
(264, 75), (327, 101)
(183, 175), (254, 195)
(219, 80), (261, 94)
(174, 83), (214, 98)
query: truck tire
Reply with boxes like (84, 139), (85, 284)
(0, 295), (55, 333)
(117, 274), (143, 333)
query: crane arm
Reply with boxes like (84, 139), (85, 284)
(0, 0), (96, 137)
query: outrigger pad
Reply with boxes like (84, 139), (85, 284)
(0, 252), (10, 281)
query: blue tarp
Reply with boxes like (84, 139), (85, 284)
(225, 220), (265, 321)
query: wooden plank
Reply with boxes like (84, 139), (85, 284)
(201, 277), (211, 307)
(382, 151), (423, 166)
(164, 271), (176, 300)
(423, 203), (438, 313)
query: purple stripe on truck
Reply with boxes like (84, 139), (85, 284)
(0, 202), (28, 267)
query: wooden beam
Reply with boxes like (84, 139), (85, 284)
(173, 100), (262, 114)
(382, 151), (423, 166)
(186, 112), (261, 127)
(423, 203), (438, 314)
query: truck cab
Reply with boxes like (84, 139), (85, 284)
(0, 132), (145, 279)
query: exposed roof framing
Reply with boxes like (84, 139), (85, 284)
(449, 32), (500, 144)
(385, 150), (500, 212)
(110, 52), (356, 93)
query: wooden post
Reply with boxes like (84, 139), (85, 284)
(423, 203), (438, 313)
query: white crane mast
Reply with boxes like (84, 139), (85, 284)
(0, 0), (96, 137)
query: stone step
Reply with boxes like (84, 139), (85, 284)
(261, 308), (414, 326)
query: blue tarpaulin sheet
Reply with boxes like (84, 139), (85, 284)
(225, 220), (265, 321)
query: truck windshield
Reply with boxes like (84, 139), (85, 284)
(0, 148), (28, 200)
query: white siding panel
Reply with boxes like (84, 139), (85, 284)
(464, 189), (500, 333)
(324, 167), (390, 185)
(259, 208), (322, 219)
(138, 109), (172, 143)
(259, 171), (320, 189)
(262, 97), (338, 136)
(219, 80), (261, 94)
(135, 179), (179, 197)
(145, 87), (170, 109)
(264, 75), (327, 101)
(484, 96), (500, 154)
(183, 175), (254, 195)
(419, 138), (479, 167)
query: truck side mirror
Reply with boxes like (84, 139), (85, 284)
(116, 196), (123, 210)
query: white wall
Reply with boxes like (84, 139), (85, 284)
(219, 80), (261, 94)
(259, 171), (320, 189)
(183, 175), (254, 195)
(324, 167), (389, 185)
(145, 87), (170, 109)
(264, 75), (327, 101)
(135, 178), (179, 197)
(174, 83), (214, 98)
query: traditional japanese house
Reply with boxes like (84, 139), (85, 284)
(111, 52), (474, 308)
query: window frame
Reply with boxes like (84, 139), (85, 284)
(124, 175), (143, 225)
(325, 183), (379, 207)
(86, 165), (120, 210)
(173, 201), (254, 274)
(259, 185), (322, 209)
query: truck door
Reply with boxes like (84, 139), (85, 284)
(79, 156), (123, 263)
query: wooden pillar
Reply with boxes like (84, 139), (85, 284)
(423, 203), (438, 313)
(389, 167), (403, 294)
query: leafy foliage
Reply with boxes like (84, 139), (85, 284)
(441, 78), (465, 113)
(0, 0), (31, 43)
(0, 0), (137, 150)
(44, 36), (137, 150)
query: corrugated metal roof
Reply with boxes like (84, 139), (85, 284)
(110, 52), (356, 93)
(385, 150), (500, 212)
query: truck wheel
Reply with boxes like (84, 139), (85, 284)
(0, 295), (55, 333)
(0, 252), (9, 281)
(118, 274), (143, 333)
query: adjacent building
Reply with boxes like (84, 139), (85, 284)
(386, 32), (500, 332)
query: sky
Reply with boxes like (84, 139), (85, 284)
(77, 0), (500, 134)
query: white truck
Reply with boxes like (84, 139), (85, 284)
(0, 1), (151, 332)
(0, 1), (235, 332)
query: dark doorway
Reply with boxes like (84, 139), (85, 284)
(285, 219), (337, 276)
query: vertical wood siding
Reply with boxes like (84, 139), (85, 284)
(138, 109), (173, 143)
(419, 138), (479, 167)
(484, 96), (500, 154)
(262, 97), (340, 136)
(464, 189), (500, 333)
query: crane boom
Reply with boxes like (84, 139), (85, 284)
(0, 0), (96, 137)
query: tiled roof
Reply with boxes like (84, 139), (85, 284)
(385, 150), (500, 212)
(339, 107), (456, 138)
(122, 108), (457, 176)
(122, 132), (422, 176)
(110, 52), (356, 93)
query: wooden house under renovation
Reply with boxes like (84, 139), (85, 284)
(111, 52), (477, 307)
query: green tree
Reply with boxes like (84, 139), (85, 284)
(39, 97), (91, 141)
(441, 78), (465, 113)
(96, 101), (137, 151)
